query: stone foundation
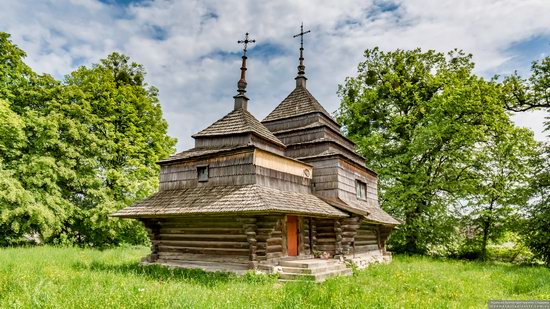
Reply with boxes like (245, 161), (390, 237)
(345, 250), (392, 269)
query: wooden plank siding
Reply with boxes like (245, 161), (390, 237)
(255, 166), (311, 193)
(337, 159), (379, 206)
(263, 113), (340, 134)
(159, 151), (256, 190)
(253, 149), (312, 179)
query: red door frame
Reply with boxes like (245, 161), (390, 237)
(287, 216), (298, 256)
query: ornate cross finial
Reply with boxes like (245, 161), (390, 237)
(238, 32), (256, 57)
(293, 23), (310, 86)
(234, 32), (256, 110)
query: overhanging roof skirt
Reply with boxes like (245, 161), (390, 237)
(319, 197), (400, 225)
(113, 185), (347, 218)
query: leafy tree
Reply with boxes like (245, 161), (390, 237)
(503, 56), (550, 130)
(522, 148), (550, 266)
(463, 127), (539, 260)
(504, 56), (550, 265)
(0, 33), (176, 246)
(337, 48), (510, 254)
(59, 52), (177, 245)
(0, 34), (75, 244)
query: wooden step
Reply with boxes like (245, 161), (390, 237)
(280, 264), (348, 274)
(278, 268), (352, 282)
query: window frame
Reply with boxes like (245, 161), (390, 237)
(197, 165), (209, 182)
(355, 180), (367, 200)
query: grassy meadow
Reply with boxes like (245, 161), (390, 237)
(0, 246), (548, 308)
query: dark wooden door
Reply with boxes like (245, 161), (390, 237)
(287, 216), (298, 256)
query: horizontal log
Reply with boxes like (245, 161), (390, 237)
(159, 234), (247, 241)
(316, 232), (336, 238)
(159, 228), (243, 234)
(161, 221), (243, 228)
(355, 244), (380, 252)
(342, 231), (357, 238)
(343, 225), (361, 231)
(316, 227), (336, 233)
(266, 245), (283, 253)
(256, 233), (282, 242)
(315, 244), (335, 251)
(255, 222), (278, 228)
(355, 240), (378, 246)
(156, 252), (249, 263)
(266, 252), (283, 259)
(355, 235), (377, 241)
(316, 238), (335, 244)
(267, 238), (283, 246)
(160, 216), (243, 223)
(158, 245), (248, 256)
(154, 240), (249, 249)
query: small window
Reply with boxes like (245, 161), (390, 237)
(197, 165), (209, 182)
(356, 180), (366, 200)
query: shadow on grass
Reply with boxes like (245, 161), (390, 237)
(73, 261), (239, 287)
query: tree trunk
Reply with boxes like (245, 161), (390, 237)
(404, 205), (422, 254)
(480, 201), (494, 261)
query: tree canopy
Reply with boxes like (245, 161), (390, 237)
(0, 33), (176, 246)
(337, 48), (541, 257)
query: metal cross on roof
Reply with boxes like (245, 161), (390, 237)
(293, 22), (311, 50)
(293, 23), (311, 81)
(237, 32), (256, 56)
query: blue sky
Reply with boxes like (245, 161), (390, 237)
(1, 0), (549, 150)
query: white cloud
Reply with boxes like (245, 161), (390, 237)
(1, 0), (549, 150)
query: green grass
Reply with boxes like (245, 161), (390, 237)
(0, 246), (548, 308)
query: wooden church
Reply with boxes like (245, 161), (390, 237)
(113, 28), (399, 281)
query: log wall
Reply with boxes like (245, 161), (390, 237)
(339, 216), (362, 256)
(354, 223), (381, 253)
(254, 216), (285, 263)
(151, 216), (252, 264)
(312, 218), (336, 256)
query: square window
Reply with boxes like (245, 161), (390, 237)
(356, 180), (366, 200)
(197, 165), (209, 182)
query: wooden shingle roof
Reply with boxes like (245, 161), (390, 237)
(193, 108), (285, 147)
(159, 146), (249, 163)
(320, 197), (400, 225)
(262, 86), (335, 123)
(112, 185), (347, 218)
